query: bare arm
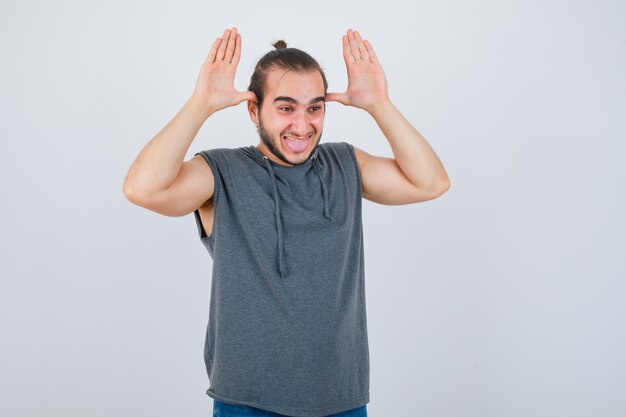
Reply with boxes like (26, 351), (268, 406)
(122, 27), (256, 216)
(327, 29), (450, 204)
(122, 97), (214, 203)
(366, 100), (449, 195)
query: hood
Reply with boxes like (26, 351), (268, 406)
(243, 145), (333, 279)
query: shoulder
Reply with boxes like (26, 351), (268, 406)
(319, 141), (363, 171)
(195, 146), (258, 165)
(324, 142), (379, 173)
(316, 142), (361, 182)
(318, 141), (352, 151)
(195, 146), (246, 158)
(317, 141), (357, 161)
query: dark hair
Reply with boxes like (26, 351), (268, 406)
(248, 40), (328, 109)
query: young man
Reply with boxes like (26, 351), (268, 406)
(123, 27), (449, 417)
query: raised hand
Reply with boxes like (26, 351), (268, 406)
(326, 29), (389, 113)
(191, 27), (257, 114)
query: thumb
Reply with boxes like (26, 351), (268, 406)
(326, 92), (349, 106)
(236, 91), (258, 105)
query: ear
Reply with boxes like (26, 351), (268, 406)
(248, 100), (259, 125)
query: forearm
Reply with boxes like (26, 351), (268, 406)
(123, 97), (215, 199)
(368, 100), (449, 191)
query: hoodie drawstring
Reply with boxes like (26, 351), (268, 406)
(262, 155), (286, 279)
(262, 150), (332, 279)
(312, 154), (333, 222)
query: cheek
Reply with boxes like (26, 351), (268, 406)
(273, 116), (296, 131)
(311, 115), (325, 129)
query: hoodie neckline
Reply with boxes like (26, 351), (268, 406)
(250, 145), (320, 169)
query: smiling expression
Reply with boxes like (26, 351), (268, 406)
(249, 68), (326, 166)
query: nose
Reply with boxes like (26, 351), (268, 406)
(290, 111), (310, 136)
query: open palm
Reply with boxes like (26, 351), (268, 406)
(191, 27), (256, 113)
(326, 29), (389, 113)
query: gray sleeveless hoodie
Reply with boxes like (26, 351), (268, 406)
(192, 141), (369, 417)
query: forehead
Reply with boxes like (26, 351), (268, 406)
(263, 68), (325, 102)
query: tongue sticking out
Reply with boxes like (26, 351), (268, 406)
(283, 135), (310, 153)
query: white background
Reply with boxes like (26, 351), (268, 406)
(1, 1), (625, 416)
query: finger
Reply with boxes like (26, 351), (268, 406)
(231, 33), (242, 66)
(237, 90), (257, 104)
(205, 36), (221, 65)
(326, 92), (349, 106)
(347, 29), (363, 61)
(353, 31), (371, 62)
(224, 27), (238, 63)
(216, 28), (231, 60)
(363, 39), (379, 64)
(341, 34), (354, 66)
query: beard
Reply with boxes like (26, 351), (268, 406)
(257, 114), (322, 166)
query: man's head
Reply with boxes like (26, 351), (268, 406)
(247, 41), (328, 166)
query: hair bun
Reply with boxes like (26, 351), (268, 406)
(273, 40), (287, 50)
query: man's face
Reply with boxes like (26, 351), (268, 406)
(249, 68), (326, 166)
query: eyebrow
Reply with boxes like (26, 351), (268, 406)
(273, 96), (326, 105)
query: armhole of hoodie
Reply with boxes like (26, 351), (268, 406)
(342, 142), (363, 200)
(192, 150), (220, 242)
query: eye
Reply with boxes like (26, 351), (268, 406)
(310, 106), (322, 112)
(280, 106), (293, 112)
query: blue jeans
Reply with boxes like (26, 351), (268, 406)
(212, 399), (368, 417)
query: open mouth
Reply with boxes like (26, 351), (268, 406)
(282, 134), (312, 153)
